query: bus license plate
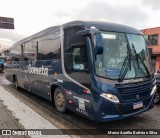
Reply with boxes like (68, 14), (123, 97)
(133, 102), (143, 109)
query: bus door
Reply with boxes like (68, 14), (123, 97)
(64, 26), (93, 118)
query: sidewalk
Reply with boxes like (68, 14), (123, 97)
(0, 100), (29, 138)
(0, 77), (70, 138)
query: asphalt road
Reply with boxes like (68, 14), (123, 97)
(0, 72), (160, 138)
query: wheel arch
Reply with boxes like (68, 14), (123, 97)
(13, 74), (16, 82)
(50, 83), (65, 102)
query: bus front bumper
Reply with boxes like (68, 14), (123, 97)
(94, 94), (155, 122)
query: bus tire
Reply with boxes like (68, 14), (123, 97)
(14, 76), (19, 90)
(154, 91), (160, 104)
(54, 87), (67, 113)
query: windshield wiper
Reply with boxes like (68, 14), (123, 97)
(118, 44), (132, 82)
(132, 43), (151, 78)
(132, 44), (139, 68)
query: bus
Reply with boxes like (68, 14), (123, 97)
(5, 21), (156, 122)
(0, 57), (4, 72)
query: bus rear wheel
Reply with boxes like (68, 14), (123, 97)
(14, 76), (19, 90)
(54, 88), (67, 113)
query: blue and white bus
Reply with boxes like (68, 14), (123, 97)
(5, 21), (156, 122)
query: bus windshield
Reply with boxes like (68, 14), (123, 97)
(95, 31), (152, 80)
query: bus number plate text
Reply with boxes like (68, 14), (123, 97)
(133, 102), (143, 109)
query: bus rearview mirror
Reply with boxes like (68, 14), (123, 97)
(76, 28), (101, 36)
(76, 29), (90, 36)
(95, 34), (103, 54)
(76, 29), (103, 54)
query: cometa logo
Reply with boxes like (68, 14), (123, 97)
(28, 64), (48, 76)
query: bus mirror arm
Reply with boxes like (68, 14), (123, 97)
(76, 29), (103, 54)
(94, 33), (103, 54)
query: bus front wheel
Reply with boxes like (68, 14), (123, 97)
(54, 88), (67, 113)
(154, 91), (160, 104)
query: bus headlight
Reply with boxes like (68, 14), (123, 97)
(150, 85), (157, 96)
(100, 93), (119, 103)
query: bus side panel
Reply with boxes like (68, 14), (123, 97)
(5, 66), (22, 87)
(18, 61), (26, 88)
(5, 68), (14, 83)
(26, 59), (62, 101)
(38, 60), (56, 100)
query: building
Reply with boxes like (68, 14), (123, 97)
(141, 27), (160, 72)
(1, 48), (12, 63)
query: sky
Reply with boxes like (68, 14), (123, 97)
(0, 0), (160, 49)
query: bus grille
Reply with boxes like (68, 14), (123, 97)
(116, 80), (152, 103)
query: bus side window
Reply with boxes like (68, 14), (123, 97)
(72, 45), (89, 72)
(71, 35), (90, 88)
(38, 33), (61, 60)
(64, 26), (91, 89)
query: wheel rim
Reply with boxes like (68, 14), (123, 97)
(154, 92), (159, 103)
(56, 91), (64, 108)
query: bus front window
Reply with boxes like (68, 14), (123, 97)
(95, 31), (152, 80)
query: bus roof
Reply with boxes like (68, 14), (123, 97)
(64, 21), (142, 35)
(14, 25), (60, 46)
(13, 20), (141, 46)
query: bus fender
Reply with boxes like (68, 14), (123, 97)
(50, 83), (65, 101)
